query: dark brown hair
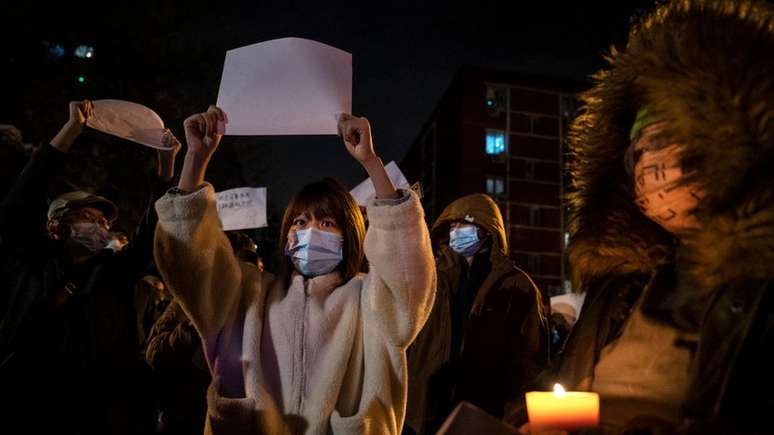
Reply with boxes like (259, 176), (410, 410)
(278, 178), (366, 287)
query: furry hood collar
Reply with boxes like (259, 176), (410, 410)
(567, 0), (774, 291)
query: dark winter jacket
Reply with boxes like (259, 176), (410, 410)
(557, 1), (774, 433)
(145, 300), (211, 435)
(406, 193), (548, 433)
(0, 144), (163, 434)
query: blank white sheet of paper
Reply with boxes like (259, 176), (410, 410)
(216, 37), (352, 136)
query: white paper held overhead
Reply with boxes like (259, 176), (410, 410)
(86, 100), (169, 149)
(216, 37), (352, 136)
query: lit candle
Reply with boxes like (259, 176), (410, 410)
(525, 384), (599, 431)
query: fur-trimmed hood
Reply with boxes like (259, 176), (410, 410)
(567, 0), (774, 293)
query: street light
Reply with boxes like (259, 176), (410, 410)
(74, 45), (95, 59)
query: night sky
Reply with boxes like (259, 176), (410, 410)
(1, 0), (654, 242)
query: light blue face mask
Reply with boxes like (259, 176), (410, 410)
(449, 225), (485, 257)
(285, 228), (344, 277)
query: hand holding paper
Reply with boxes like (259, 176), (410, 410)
(183, 106), (226, 159)
(51, 100), (93, 153)
(67, 100), (94, 134)
(337, 114), (398, 200)
(161, 129), (182, 153)
(178, 105), (227, 192)
(157, 129), (182, 182)
(338, 113), (376, 166)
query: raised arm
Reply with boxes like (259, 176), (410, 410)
(0, 101), (92, 254)
(337, 113), (399, 200)
(178, 106), (225, 193)
(116, 130), (181, 280)
(153, 106), (244, 342)
(337, 114), (436, 347)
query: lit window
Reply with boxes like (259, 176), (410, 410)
(486, 129), (506, 155)
(486, 175), (505, 198)
(74, 45), (95, 59)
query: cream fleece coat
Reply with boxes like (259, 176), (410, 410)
(154, 185), (436, 435)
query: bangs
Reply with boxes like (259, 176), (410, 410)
(278, 178), (366, 286)
(288, 184), (342, 223)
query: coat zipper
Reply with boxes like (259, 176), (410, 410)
(295, 282), (310, 434)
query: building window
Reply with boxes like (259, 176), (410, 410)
(486, 175), (505, 199)
(485, 129), (506, 155)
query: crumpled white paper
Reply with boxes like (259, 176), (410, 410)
(87, 99), (169, 149)
(350, 161), (411, 206)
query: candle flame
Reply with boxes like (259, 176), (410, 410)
(553, 383), (566, 398)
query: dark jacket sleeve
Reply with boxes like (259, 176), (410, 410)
(503, 273), (550, 419)
(112, 178), (170, 281)
(0, 144), (67, 254)
(144, 300), (199, 373)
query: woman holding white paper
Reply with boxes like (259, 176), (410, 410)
(153, 106), (436, 435)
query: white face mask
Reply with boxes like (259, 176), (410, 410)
(449, 224), (484, 257)
(285, 228), (343, 277)
(626, 124), (703, 234)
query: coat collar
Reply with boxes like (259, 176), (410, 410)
(290, 270), (344, 297)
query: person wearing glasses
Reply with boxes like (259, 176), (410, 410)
(0, 100), (181, 434)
